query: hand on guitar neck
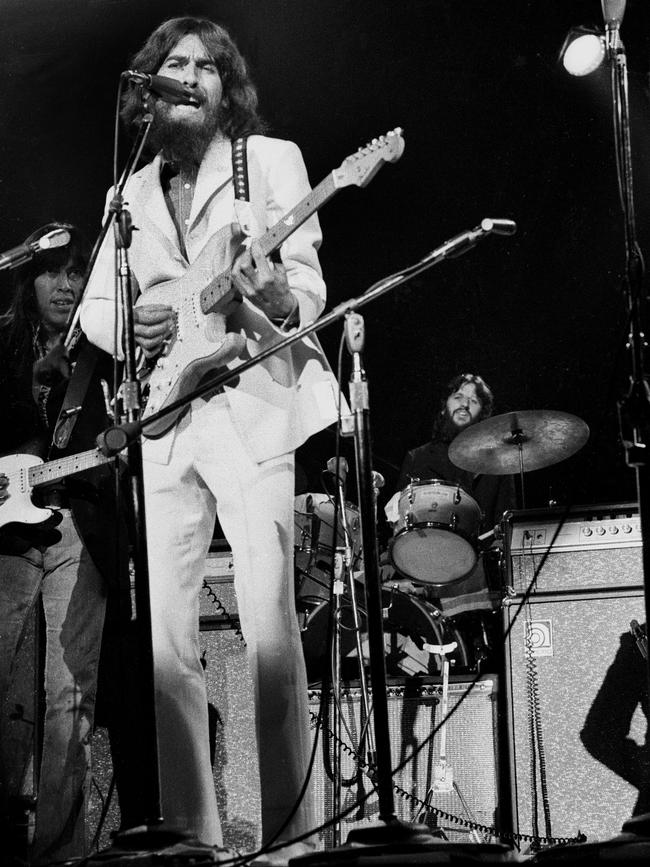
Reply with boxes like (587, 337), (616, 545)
(231, 238), (298, 325)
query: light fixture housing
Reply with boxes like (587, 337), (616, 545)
(560, 26), (606, 77)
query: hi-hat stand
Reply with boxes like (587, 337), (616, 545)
(97, 216), (517, 861)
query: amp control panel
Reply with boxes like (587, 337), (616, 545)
(507, 505), (642, 554)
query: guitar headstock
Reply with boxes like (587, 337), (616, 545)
(333, 128), (405, 189)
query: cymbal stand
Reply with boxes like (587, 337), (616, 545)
(508, 420), (527, 509)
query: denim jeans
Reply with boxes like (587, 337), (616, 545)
(0, 509), (106, 864)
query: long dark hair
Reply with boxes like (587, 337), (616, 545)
(120, 16), (267, 140)
(0, 222), (88, 362)
(432, 372), (494, 440)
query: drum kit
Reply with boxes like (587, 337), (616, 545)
(294, 409), (590, 684)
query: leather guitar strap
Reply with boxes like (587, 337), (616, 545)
(49, 330), (102, 454)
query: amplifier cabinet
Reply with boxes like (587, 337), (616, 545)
(89, 573), (262, 854)
(502, 505), (649, 847)
(199, 578), (262, 853)
(504, 504), (643, 596)
(308, 677), (500, 848)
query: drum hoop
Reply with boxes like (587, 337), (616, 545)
(391, 564), (475, 588)
(390, 522), (479, 549)
(404, 477), (472, 494)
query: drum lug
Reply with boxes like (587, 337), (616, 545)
(454, 485), (462, 505)
(405, 511), (415, 530)
(449, 512), (458, 531)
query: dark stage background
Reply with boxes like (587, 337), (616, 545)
(2, 0), (650, 529)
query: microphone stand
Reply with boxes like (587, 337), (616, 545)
(110, 205), (165, 837)
(96, 218), (514, 856)
(327, 461), (376, 848)
(82, 94), (181, 848)
(605, 17), (650, 841)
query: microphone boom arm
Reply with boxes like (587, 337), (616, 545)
(96, 216), (517, 453)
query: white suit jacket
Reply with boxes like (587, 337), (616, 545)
(80, 134), (342, 464)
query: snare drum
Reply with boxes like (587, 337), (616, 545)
(388, 479), (482, 586)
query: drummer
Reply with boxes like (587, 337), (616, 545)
(383, 372), (516, 619)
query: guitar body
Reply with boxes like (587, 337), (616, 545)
(0, 454), (53, 529)
(137, 281), (246, 439)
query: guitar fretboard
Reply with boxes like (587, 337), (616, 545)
(28, 448), (111, 488)
(200, 171), (338, 315)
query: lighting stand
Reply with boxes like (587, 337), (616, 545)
(607, 18), (650, 733)
(605, 12), (650, 846)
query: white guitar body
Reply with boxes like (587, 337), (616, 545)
(0, 454), (53, 527)
(138, 280), (246, 438)
(0, 449), (117, 530)
(138, 129), (406, 439)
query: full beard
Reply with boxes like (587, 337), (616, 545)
(147, 101), (224, 170)
(440, 410), (472, 442)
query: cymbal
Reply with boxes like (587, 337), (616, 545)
(448, 410), (590, 475)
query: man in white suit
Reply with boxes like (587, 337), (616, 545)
(81, 16), (341, 862)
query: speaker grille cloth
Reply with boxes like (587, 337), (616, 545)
(504, 590), (648, 844)
(308, 678), (499, 847)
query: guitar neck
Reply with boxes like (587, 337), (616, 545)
(258, 171), (338, 258)
(200, 171), (339, 314)
(28, 448), (112, 489)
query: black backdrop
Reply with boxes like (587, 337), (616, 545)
(3, 0), (650, 522)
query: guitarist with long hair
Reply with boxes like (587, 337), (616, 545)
(0, 222), (126, 866)
(80, 15), (346, 863)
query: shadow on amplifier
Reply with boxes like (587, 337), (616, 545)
(502, 505), (650, 849)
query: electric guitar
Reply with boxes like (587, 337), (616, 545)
(137, 128), (406, 438)
(0, 449), (118, 529)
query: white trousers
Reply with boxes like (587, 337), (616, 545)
(143, 396), (315, 846)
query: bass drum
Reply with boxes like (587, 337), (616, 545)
(300, 586), (470, 684)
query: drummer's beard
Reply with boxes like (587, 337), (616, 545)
(440, 409), (474, 442)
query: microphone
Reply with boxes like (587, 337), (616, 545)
(480, 218), (517, 236)
(122, 70), (199, 106)
(0, 228), (71, 271)
(371, 470), (385, 491)
(327, 456), (348, 486)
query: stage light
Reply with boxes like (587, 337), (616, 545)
(560, 26), (606, 76)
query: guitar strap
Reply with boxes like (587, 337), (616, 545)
(232, 136), (250, 201)
(49, 329), (102, 454)
(232, 136), (259, 238)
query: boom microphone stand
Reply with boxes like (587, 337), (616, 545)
(97, 217), (516, 859)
